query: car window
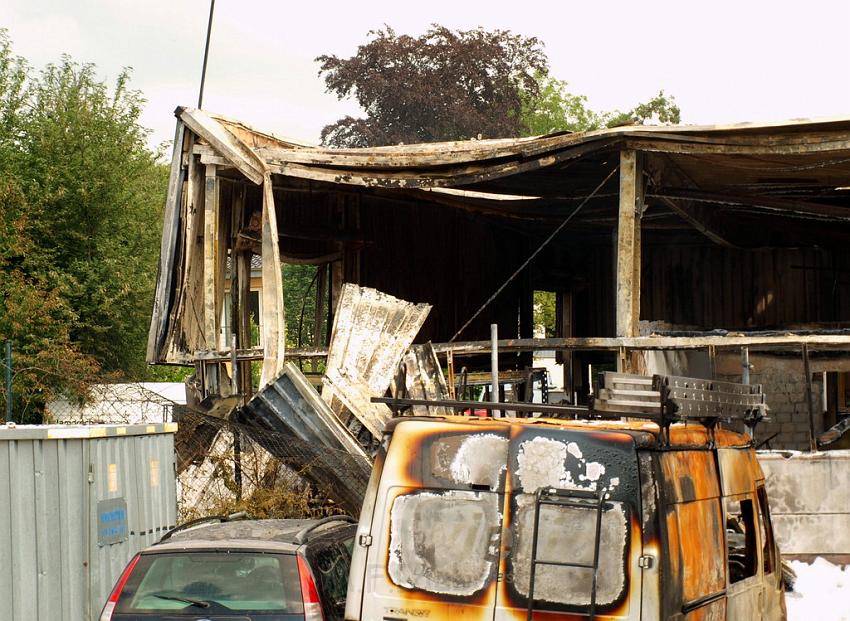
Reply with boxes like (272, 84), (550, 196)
(313, 542), (351, 615)
(115, 551), (303, 614)
(725, 496), (758, 584)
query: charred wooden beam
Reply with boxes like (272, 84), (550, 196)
(656, 195), (735, 247)
(203, 163), (219, 347)
(653, 188), (850, 222)
(616, 149), (644, 338)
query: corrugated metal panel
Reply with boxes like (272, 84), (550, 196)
(322, 284), (431, 438)
(239, 363), (371, 515)
(0, 423), (177, 621)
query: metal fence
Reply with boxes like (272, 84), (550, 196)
(175, 411), (368, 521)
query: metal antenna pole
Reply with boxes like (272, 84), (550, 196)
(198, 0), (216, 108)
(490, 324), (499, 417)
(5, 340), (12, 423)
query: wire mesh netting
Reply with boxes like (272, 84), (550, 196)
(175, 411), (370, 521)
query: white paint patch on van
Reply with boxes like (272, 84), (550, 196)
(567, 442), (583, 459)
(450, 434), (508, 490)
(516, 437), (617, 493)
(388, 490), (501, 596)
(512, 500), (629, 606)
(582, 461), (606, 482)
(516, 437), (570, 491)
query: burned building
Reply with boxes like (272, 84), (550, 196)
(148, 108), (850, 451)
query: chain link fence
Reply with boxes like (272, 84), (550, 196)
(175, 411), (369, 521)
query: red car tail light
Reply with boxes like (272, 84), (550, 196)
(297, 554), (325, 621)
(99, 553), (141, 621)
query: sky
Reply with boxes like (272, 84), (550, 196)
(4, 0), (850, 151)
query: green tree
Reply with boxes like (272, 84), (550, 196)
(521, 73), (680, 135)
(0, 31), (167, 420)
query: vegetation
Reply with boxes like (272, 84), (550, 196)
(0, 31), (167, 421)
(521, 73), (680, 135)
(318, 26), (680, 148)
(317, 25), (548, 147)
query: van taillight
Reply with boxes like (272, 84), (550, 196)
(99, 553), (141, 621)
(297, 554), (325, 621)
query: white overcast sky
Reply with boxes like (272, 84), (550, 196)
(4, 0), (850, 150)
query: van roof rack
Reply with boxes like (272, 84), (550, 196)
(375, 372), (767, 439)
(590, 372), (768, 434)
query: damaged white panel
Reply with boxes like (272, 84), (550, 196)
(430, 434), (509, 490)
(512, 498), (629, 607)
(322, 285), (431, 435)
(396, 343), (452, 416)
(388, 491), (501, 596)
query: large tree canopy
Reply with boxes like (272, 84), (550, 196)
(0, 31), (167, 420)
(319, 26), (680, 149)
(317, 25), (548, 147)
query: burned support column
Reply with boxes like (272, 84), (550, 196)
(615, 149), (644, 340)
(802, 344), (817, 452)
(203, 163), (220, 395)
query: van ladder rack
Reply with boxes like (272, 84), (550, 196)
(591, 372), (768, 437)
(526, 487), (608, 621)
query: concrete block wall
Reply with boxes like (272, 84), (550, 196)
(718, 358), (823, 451)
(751, 366), (822, 450)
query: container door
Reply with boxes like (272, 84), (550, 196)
(358, 421), (510, 621)
(494, 427), (643, 621)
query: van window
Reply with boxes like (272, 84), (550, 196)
(756, 486), (776, 575)
(429, 432), (509, 490)
(511, 497), (629, 608)
(725, 496), (758, 583)
(388, 490), (501, 596)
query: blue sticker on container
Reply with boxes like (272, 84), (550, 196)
(97, 497), (128, 546)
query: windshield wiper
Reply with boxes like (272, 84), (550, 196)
(153, 593), (210, 608)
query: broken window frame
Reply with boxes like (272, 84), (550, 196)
(756, 485), (777, 576)
(724, 494), (759, 585)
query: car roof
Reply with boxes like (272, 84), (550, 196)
(150, 518), (355, 554)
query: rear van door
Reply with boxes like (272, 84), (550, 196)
(358, 420), (510, 621)
(494, 427), (643, 621)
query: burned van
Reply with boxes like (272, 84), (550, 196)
(345, 373), (786, 620)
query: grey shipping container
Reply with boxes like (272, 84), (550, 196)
(0, 422), (178, 621)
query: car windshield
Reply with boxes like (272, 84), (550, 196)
(115, 551), (304, 615)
